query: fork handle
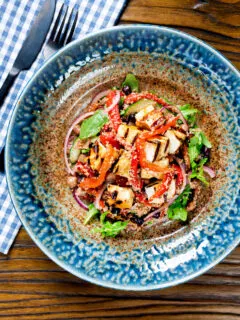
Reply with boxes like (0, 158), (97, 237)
(0, 72), (18, 106)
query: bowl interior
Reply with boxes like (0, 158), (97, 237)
(6, 26), (240, 290)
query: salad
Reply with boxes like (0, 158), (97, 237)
(64, 74), (215, 238)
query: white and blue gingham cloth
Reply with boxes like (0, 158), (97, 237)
(0, 0), (126, 254)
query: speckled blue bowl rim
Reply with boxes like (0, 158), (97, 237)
(5, 25), (240, 291)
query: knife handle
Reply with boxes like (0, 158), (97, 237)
(0, 71), (18, 106)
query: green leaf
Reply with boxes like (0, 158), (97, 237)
(190, 158), (209, 186)
(122, 74), (139, 92)
(168, 207), (188, 221)
(93, 220), (128, 238)
(100, 211), (108, 224)
(188, 145), (200, 164)
(167, 185), (192, 221)
(173, 185), (192, 207)
(80, 110), (108, 140)
(80, 148), (90, 154)
(201, 132), (212, 148)
(120, 109), (126, 116)
(179, 104), (199, 126)
(84, 204), (99, 225)
(119, 96), (125, 107)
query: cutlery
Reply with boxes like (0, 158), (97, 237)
(0, 3), (79, 173)
(0, 0), (56, 105)
(43, 5), (78, 59)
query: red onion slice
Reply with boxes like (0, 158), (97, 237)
(106, 90), (120, 112)
(73, 189), (88, 211)
(94, 184), (107, 210)
(144, 208), (161, 222)
(203, 166), (216, 178)
(91, 89), (112, 105)
(64, 112), (94, 175)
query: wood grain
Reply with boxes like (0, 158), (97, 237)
(0, 1), (239, 319)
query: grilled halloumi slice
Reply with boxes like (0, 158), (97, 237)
(135, 105), (155, 122)
(117, 124), (140, 145)
(89, 142), (118, 171)
(144, 137), (169, 163)
(145, 183), (165, 205)
(165, 130), (181, 154)
(106, 184), (134, 209)
(173, 130), (186, 140)
(113, 150), (131, 179)
(136, 109), (164, 130)
(89, 142), (106, 171)
(141, 158), (169, 179)
(167, 179), (176, 200)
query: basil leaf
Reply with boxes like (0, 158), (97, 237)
(80, 110), (108, 140)
(84, 204), (99, 225)
(122, 74), (139, 92)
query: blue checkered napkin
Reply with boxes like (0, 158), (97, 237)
(0, 0), (127, 254)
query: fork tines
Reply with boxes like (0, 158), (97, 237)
(50, 5), (78, 46)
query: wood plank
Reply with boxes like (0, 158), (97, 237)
(121, 0), (240, 38)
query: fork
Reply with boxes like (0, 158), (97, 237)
(43, 4), (78, 59)
(0, 5), (78, 173)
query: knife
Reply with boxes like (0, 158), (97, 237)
(0, 0), (56, 105)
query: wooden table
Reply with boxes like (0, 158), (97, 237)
(0, 1), (239, 319)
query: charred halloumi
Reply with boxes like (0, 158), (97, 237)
(165, 130), (181, 154)
(89, 142), (107, 171)
(143, 137), (169, 163)
(106, 184), (134, 209)
(113, 150), (131, 179)
(135, 105), (155, 122)
(167, 179), (176, 200)
(117, 124), (140, 145)
(141, 158), (169, 179)
(173, 130), (186, 140)
(136, 109), (164, 130)
(145, 183), (164, 205)
(89, 142), (118, 171)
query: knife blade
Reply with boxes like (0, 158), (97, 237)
(0, 0), (56, 104)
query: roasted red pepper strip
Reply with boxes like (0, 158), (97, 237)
(149, 172), (173, 201)
(76, 162), (95, 177)
(172, 164), (183, 186)
(136, 117), (179, 173)
(135, 192), (151, 206)
(79, 145), (115, 190)
(129, 148), (142, 191)
(124, 92), (169, 106)
(106, 90), (121, 132)
(100, 131), (121, 149)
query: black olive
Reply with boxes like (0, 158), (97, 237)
(112, 207), (120, 215)
(128, 113), (136, 123)
(122, 85), (132, 95)
(202, 146), (211, 160)
(130, 216), (144, 226)
(153, 212), (160, 218)
(111, 191), (118, 200)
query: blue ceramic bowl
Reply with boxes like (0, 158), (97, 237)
(6, 25), (240, 290)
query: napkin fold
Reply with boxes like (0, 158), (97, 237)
(0, 0), (127, 254)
